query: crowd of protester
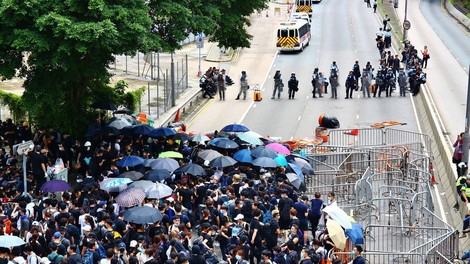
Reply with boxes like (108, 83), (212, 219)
(0, 115), (367, 264)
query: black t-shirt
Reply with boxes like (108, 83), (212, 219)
(55, 212), (71, 222)
(202, 233), (213, 249)
(29, 151), (46, 176)
(196, 185), (208, 204)
(177, 188), (193, 208)
(249, 218), (261, 243)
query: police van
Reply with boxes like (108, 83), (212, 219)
(276, 20), (311, 52)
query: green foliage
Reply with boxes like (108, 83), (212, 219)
(148, 0), (268, 51)
(0, 0), (154, 137)
(0, 90), (27, 122)
(120, 86), (145, 112)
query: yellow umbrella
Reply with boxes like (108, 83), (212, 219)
(326, 219), (347, 251)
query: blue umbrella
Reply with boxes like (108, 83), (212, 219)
(287, 162), (305, 182)
(345, 222), (364, 244)
(150, 158), (180, 172)
(149, 127), (176, 138)
(117, 156), (145, 167)
(143, 158), (156, 167)
(131, 124), (155, 136)
(252, 157), (278, 168)
(210, 138), (239, 149)
(221, 124), (250, 133)
(251, 146), (278, 159)
(100, 178), (133, 192)
(233, 149), (253, 163)
(209, 156), (237, 168)
(274, 154), (288, 166)
(144, 169), (171, 182)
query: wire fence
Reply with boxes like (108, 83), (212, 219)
(111, 52), (190, 119)
(301, 128), (457, 263)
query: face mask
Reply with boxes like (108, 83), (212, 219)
(235, 255), (241, 260)
(327, 197), (332, 205)
(351, 250), (356, 256)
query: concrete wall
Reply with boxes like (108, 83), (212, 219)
(445, 0), (470, 30)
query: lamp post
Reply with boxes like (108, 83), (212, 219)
(462, 65), (470, 169)
(403, 0), (408, 41)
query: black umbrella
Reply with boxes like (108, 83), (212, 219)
(113, 107), (133, 115)
(91, 101), (118, 111)
(144, 169), (171, 182)
(175, 163), (206, 176)
(122, 206), (163, 224)
(173, 132), (192, 142)
(118, 171), (144, 181)
(209, 156), (237, 168)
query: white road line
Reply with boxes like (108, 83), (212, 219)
(238, 51), (279, 124)
(298, 116), (302, 121)
(290, 136), (294, 141)
(356, 114), (359, 119)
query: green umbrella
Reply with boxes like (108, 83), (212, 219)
(159, 151), (183, 159)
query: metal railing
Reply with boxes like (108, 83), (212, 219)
(301, 128), (458, 263)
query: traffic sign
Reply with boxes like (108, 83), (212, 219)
(196, 35), (204, 49)
(403, 20), (411, 30)
(13, 140), (34, 155)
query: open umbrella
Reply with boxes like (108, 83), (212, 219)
(150, 158), (180, 172)
(128, 180), (155, 191)
(287, 163), (305, 182)
(159, 151), (183, 159)
(233, 149), (253, 163)
(108, 118), (132, 130)
(119, 171), (144, 181)
(146, 182), (173, 199)
(323, 205), (353, 230)
(221, 124), (250, 133)
(192, 133), (211, 144)
(252, 157), (278, 168)
(113, 107), (133, 115)
(287, 157), (314, 175)
(286, 173), (302, 189)
(210, 138), (239, 149)
(144, 169), (171, 182)
(143, 159), (156, 167)
(326, 219), (347, 250)
(237, 131), (264, 146)
(0, 235), (26, 247)
(40, 180), (71, 193)
(91, 101), (117, 111)
(115, 188), (146, 208)
(266, 143), (291, 155)
(173, 132), (192, 142)
(117, 156), (145, 167)
(274, 154), (288, 166)
(209, 156), (237, 168)
(345, 222), (364, 244)
(198, 149), (223, 161)
(131, 124), (155, 136)
(122, 206), (163, 224)
(251, 146), (278, 158)
(175, 163), (206, 176)
(149, 127), (176, 138)
(100, 178), (133, 192)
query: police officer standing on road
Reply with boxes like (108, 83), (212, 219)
(345, 71), (356, 99)
(288, 72), (299, 100)
(272, 70), (283, 99)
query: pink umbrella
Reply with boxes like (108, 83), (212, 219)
(266, 143), (291, 155)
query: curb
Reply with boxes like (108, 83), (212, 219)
(443, 0), (470, 30)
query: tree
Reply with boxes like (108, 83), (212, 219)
(148, 0), (267, 51)
(0, 0), (155, 136)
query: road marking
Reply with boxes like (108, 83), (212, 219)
(238, 51), (278, 124)
(187, 99), (216, 128)
(290, 136), (294, 140)
(298, 116), (302, 121)
(253, 104), (257, 108)
(356, 114), (359, 119)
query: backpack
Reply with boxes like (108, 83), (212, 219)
(287, 251), (299, 264)
(261, 204), (274, 224)
(83, 250), (94, 264)
(96, 242), (107, 259)
(48, 254), (61, 264)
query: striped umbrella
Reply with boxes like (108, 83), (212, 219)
(115, 188), (146, 208)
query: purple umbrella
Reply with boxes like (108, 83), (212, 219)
(115, 188), (146, 208)
(40, 180), (71, 193)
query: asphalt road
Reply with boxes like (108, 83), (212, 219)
(420, 0), (470, 72)
(241, 0), (419, 140)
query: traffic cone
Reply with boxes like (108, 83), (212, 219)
(430, 162), (437, 185)
(174, 108), (180, 122)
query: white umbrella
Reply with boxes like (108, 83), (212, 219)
(286, 173), (302, 189)
(192, 133), (211, 144)
(323, 204), (353, 230)
(147, 182), (173, 199)
(0, 235), (26, 247)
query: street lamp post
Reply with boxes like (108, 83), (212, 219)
(403, 0), (408, 41)
(462, 65), (470, 169)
